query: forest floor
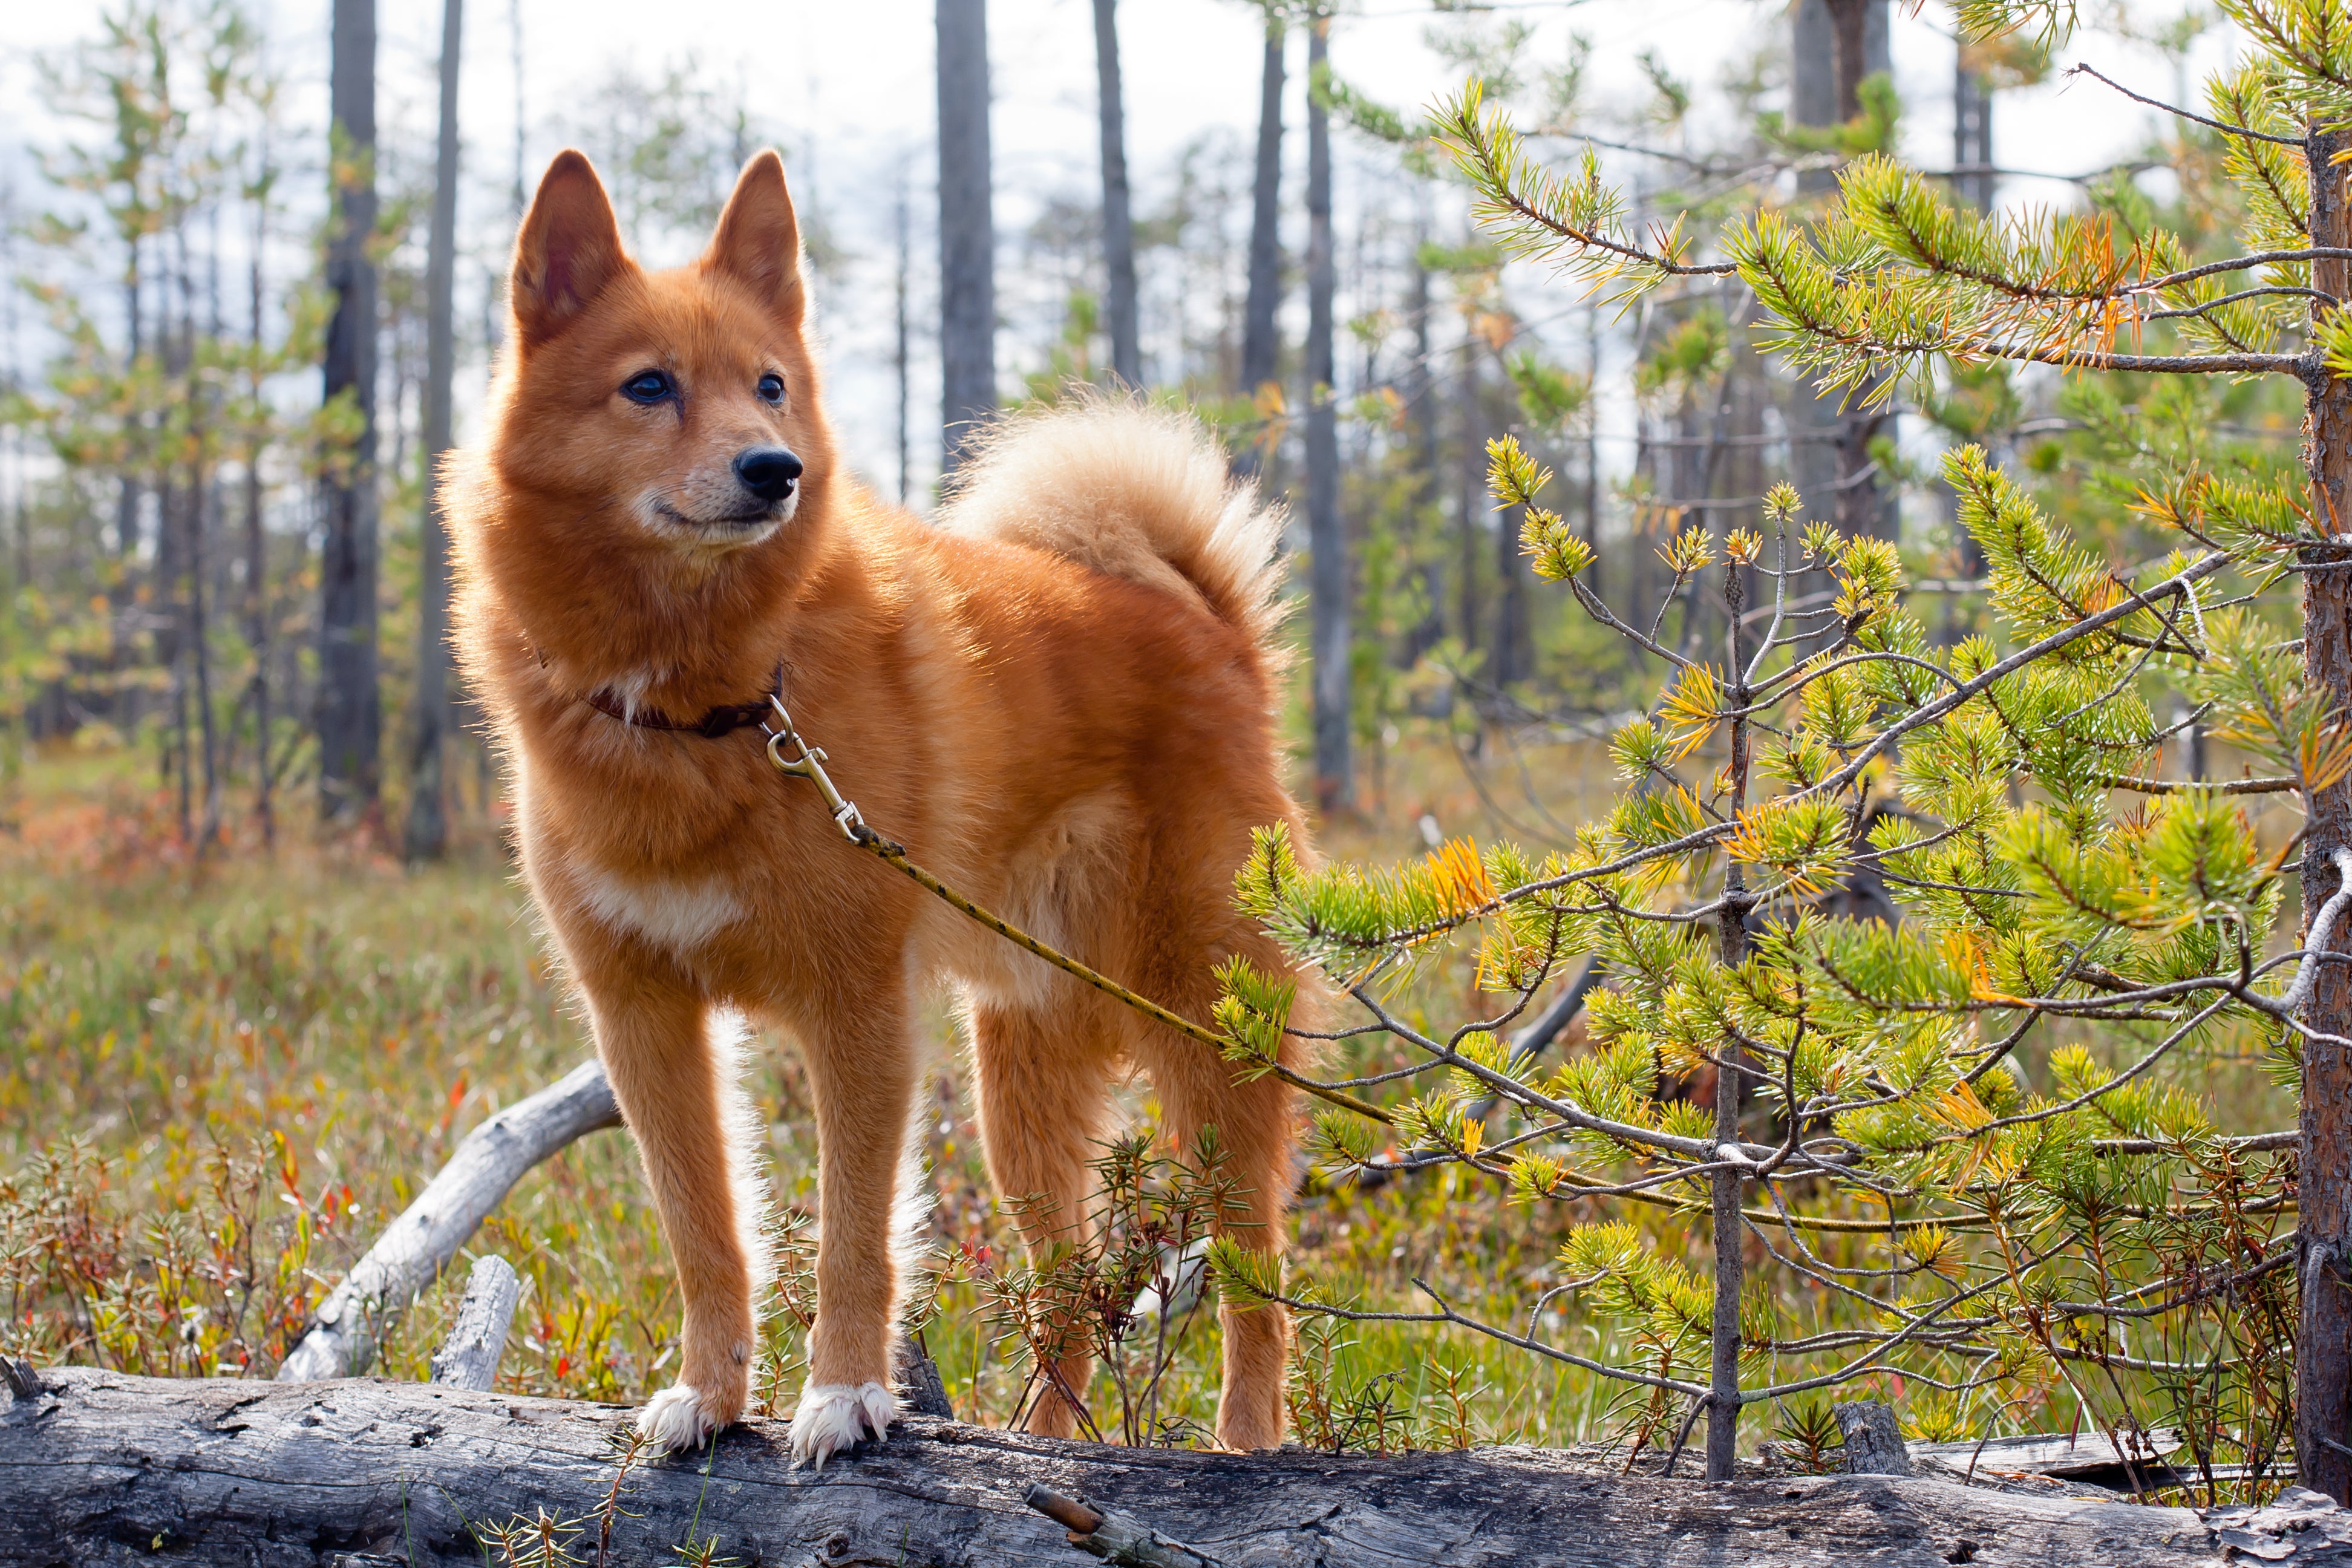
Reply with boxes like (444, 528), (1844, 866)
(0, 722), (2300, 1462)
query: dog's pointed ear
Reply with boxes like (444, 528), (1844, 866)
(511, 151), (629, 348)
(702, 151), (805, 325)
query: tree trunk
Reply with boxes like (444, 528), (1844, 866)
(1792, 0), (1884, 185)
(1789, 0), (1892, 544)
(404, 0), (463, 864)
(1939, 51), (1995, 607)
(1456, 325), (1484, 663)
(937, 0), (996, 476)
(1233, 9), (1285, 480)
(243, 209), (275, 846)
(2300, 119), (2352, 1508)
(1707, 558), (1751, 1481)
(189, 420), (220, 855)
(1304, 12), (1348, 817)
(319, 0), (381, 825)
(0, 1367), (2241, 1568)
(163, 466), (192, 838)
(897, 163), (913, 505)
(1093, 0), (1140, 388)
(1954, 48), (1994, 215)
(1821, 0), (1875, 117)
(1405, 200), (1446, 659)
(116, 249), (142, 570)
(1583, 307), (1602, 599)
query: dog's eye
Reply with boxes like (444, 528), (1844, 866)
(621, 370), (674, 405)
(756, 373), (785, 405)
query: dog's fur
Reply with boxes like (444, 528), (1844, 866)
(449, 149), (1309, 1466)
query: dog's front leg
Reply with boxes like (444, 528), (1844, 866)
(788, 992), (921, 1469)
(577, 963), (762, 1454)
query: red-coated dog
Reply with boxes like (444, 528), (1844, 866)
(450, 149), (1309, 1465)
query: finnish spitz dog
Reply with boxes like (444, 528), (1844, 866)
(451, 149), (1309, 1465)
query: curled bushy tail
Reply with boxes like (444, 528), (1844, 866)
(938, 399), (1287, 642)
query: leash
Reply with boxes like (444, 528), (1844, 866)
(754, 695), (1390, 1125)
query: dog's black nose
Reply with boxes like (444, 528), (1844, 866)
(733, 446), (803, 504)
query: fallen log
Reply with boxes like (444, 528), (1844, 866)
(426, 1255), (521, 1392)
(276, 1060), (621, 1381)
(1833, 1400), (1913, 1476)
(0, 1365), (2267, 1567)
(273, 1061), (963, 1413)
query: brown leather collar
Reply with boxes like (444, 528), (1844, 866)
(581, 664), (785, 739)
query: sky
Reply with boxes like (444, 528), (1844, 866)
(0, 0), (2241, 498)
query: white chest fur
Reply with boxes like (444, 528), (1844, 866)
(569, 860), (746, 954)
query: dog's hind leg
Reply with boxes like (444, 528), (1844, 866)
(969, 991), (1120, 1440)
(575, 959), (764, 1455)
(789, 982), (924, 1468)
(1132, 936), (1301, 1454)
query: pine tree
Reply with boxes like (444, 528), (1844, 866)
(318, 0), (379, 825)
(1304, 5), (1348, 816)
(17, 0), (313, 848)
(402, 0), (462, 863)
(937, 0), (996, 475)
(1213, 0), (2352, 1494)
(1093, 0), (1140, 388)
(1234, 0), (1288, 486)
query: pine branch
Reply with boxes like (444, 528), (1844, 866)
(2066, 62), (2305, 147)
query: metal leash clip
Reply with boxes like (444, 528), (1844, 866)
(762, 696), (866, 841)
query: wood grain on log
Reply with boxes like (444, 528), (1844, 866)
(1912, 1428), (2183, 1480)
(275, 1060), (620, 1382)
(1834, 1400), (1912, 1475)
(1, 1367), (2245, 1567)
(427, 1255), (520, 1391)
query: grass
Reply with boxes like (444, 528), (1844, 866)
(2, 724), (2300, 1468)
(0, 730), (1651, 1450)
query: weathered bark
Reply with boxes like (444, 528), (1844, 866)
(1303, 12), (1348, 818)
(276, 1060), (620, 1382)
(1911, 1429), (2182, 1487)
(937, 0), (996, 475)
(1834, 1401), (1913, 1476)
(0, 1367), (2252, 1567)
(403, 0), (462, 863)
(2301, 119), (2352, 1506)
(426, 1254), (518, 1391)
(1092, 0), (1139, 388)
(319, 0), (381, 823)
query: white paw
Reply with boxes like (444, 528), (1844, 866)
(638, 1383), (724, 1452)
(788, 1380), (897, 1470)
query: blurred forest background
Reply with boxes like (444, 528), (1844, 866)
(0, 0), (2304, 1451)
